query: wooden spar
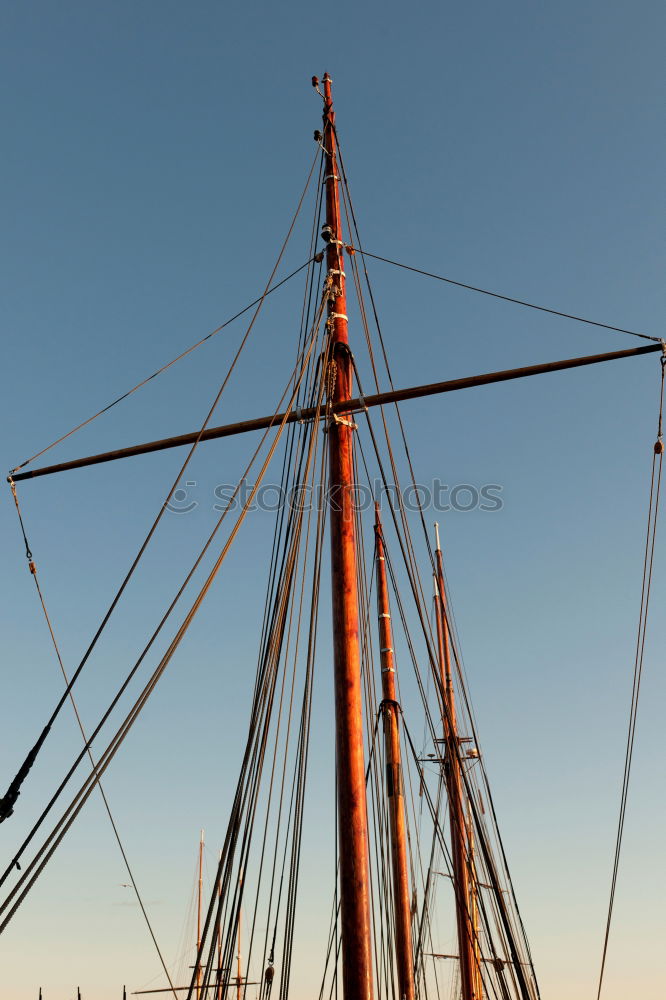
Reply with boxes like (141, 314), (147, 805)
(10, 342), (662, 482)
(321, 73), (374, 1000)
(373, 505), (415, 1000)
(433, 526), (477, 1000)
(197, 830), (204, 997)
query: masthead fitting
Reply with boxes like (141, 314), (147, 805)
(374, 501), (382, 533)
(434, 522), (441, 552)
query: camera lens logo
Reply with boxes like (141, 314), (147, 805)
(166, 481), (198, 513)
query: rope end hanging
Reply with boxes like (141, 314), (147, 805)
(8, 475), (33, 563)
(655, 344), (666, 451)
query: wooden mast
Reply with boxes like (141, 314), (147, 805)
(320, 72), (374, 1000)
(374, 505), (415, 1000)
(433, 525), (477, 1000)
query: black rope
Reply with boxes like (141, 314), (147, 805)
(350, 248), (660, 343)
(0, 318), (325, 914)
(0, 153), (320, 829)
(5, 476), (177, 992)
(9, 256), (316, 476)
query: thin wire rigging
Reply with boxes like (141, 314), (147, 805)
(350, 248), (660, 343)
(595, 354), (665, 999)
(6, 481), (178, 999)
(0, 149), (320, 828)
(10, 256), (315, 476)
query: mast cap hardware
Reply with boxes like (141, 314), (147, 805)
(380, 647), (394, 654)
(328, 269), (346, 277)
(320, 225), (334, 242)
(324, 174), (340, 182)
(381, 666), (396, 673)
(379, 697), (401, 711)
(325, 414), (358, 432)
(327, 313), (348, 322)
(378, 612), (391, 619)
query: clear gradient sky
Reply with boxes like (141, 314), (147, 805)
(1, 2), (665, 999)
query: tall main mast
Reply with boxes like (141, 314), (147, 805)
(320, 73), (375, 1000)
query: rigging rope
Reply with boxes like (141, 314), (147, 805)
(334, 122), (541, 998)
(4, 482), (178, 998)
(0, 315), (325, 932)
(0, 301), (327, 903)
(9, 257), (315, 476)
(595, 352), (665, 1000)
(348, 248), (660, 343)
(0, 150), (320, 826)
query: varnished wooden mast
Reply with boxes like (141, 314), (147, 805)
(433, 526), (477, 1000)
(321, 72), (374, 1000)
(374, 505), (415, 1000)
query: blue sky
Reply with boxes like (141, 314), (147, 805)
(1, 2), (665, 998)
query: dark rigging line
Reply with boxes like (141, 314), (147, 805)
(6, 481), (178, 998)
(0, 149), (320, 827)
(9, 257), (315, 476)
(351, 249), (660, 343)
(0, 301), (327, 903)
(0, 314), (325, 932)
(595, 354), (665, 999)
